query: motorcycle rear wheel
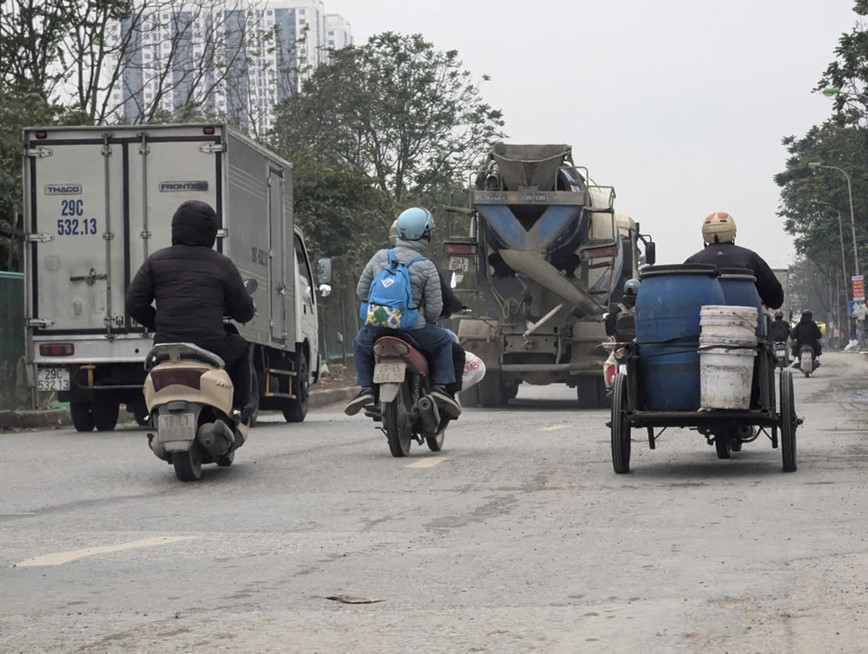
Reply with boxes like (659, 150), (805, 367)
(383, 384), (412, 457)
(172, 444), (203, 481)
(426, 429), (445, 452)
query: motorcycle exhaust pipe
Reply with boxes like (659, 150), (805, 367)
(417, 395), (441, 434)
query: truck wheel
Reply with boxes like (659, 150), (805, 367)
(92, 398), (119, 432)
(282, 353), (309, 423)
(458, 383), (481, 407)
(478, 372), (505, 408)
(577, 377), (608, 409)
(70, 401), (95, 432)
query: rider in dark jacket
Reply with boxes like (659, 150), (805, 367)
(684, 211), (784, 309)
(768, 311), (791, 343)
(125, 200), (256, 416)
(790, 310), (823, 363)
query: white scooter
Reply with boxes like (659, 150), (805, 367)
(798, 344), (819, 377)
(143, 279), (257, 481)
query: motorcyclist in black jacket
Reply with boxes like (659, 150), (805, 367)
(768, 311), (791, 343)
(790, 310), (823, 365)
(125, 200), (256, 419)
(684, 211), (784, 310)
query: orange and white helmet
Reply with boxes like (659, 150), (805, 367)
(702, 211), (737, 244)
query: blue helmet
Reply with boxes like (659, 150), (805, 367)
(395, 207), (435, 241)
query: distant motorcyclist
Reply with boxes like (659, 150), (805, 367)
(345, 207), (460, 418)
(684, 212), (784, 310)
(769, 311), (791, 343)
(125, 200), (256, 420)
(605, 279), (639, 342)
(791, 310), (822, 366)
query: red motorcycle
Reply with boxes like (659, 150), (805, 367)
(369, 335), (447, 457)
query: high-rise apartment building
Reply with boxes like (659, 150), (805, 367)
(107, 0), (351, 134)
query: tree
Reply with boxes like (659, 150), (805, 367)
(272, 32), (506, 202)
(776, 2), (868, 281)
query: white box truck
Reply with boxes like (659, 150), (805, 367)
(23, 124), (321, 430)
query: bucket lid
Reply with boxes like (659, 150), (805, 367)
(639, 263), (718, 279)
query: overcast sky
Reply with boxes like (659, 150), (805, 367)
(325, 0), (860, 269)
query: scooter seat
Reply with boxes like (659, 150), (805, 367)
(145, 343), (225, 370)
(373, 335), (429, 377)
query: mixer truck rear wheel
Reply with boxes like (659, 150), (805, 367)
(577, 377), (607, 409)
(478, 373), (505, 408)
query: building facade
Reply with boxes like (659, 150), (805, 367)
(108, 0), (351, 134)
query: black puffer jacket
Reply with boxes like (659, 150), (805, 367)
(684, 242), (784, 309)
(125, 201), (255, 348)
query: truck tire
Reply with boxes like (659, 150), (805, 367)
(70, 401), (95, 432)
(478, 372), (505, 408)
(92, 398), (119, 432)
(282, 353), (309, 423)
(576, 377), (608, 409)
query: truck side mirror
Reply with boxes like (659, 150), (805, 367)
(644, 241), (656, 266)
(316, 258), (332, 285)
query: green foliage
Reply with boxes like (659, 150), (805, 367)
(776, 1), (867, 282)
(272, 32), (505, 202)
(285, 150), (395, 271)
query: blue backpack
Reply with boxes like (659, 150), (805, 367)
(361, 249), (425, 330)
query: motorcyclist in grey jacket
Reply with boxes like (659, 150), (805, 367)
(345, 208), (460, 418)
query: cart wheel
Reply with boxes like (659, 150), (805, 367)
(610, 374), (631, 474)
(714, 428), (732, 459)
(780, 369), (797, 472)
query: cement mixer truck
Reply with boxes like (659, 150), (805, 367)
(444, 144), (655, 408)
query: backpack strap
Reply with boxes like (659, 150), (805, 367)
(387, 249), (398, 267)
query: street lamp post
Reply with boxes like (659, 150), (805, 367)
(811, 200), (850, 338)
(809, 162), (862, 346)
(808, 162), (859, 278)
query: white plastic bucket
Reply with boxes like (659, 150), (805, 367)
(699, 305), (758, 409)
(699, 305), (757, 345)
(700, 347), (756, 409)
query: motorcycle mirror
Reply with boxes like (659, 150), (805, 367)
(243, 278), (259, 295)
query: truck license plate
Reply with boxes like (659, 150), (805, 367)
(448, 256), (470, 272)
(373, 361), (406, 383)
(157, 413), (196, 441)
(37, 368), (69, 392)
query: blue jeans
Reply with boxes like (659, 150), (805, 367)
(353, 323), (456, 387)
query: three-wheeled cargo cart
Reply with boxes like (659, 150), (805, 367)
(608, 340), (801, 473)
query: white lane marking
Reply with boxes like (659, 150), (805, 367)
(538, 423), (571, 432)
(407, 456), (449, 469)
(14, 536), (195, 568)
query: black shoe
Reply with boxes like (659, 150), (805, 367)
(345, 388), (376, 416)
(430, 385), (462, 418)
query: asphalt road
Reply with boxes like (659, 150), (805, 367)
(1, 352), (867, 653)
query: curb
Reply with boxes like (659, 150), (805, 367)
(0, 387), (360, 431)
(308, 386), (359, 409)
(0, 410), (71, 430)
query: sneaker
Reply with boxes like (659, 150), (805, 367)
(344, 388), (375, 416)
(430, 385), (462, 418)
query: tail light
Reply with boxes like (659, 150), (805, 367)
(444, 242), (477, 255)
(150, 367), (208, 392)
(39, 343), (74, 356)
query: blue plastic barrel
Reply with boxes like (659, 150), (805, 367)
(635, 264), (725, 411)
(718, 268), (765, 337)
